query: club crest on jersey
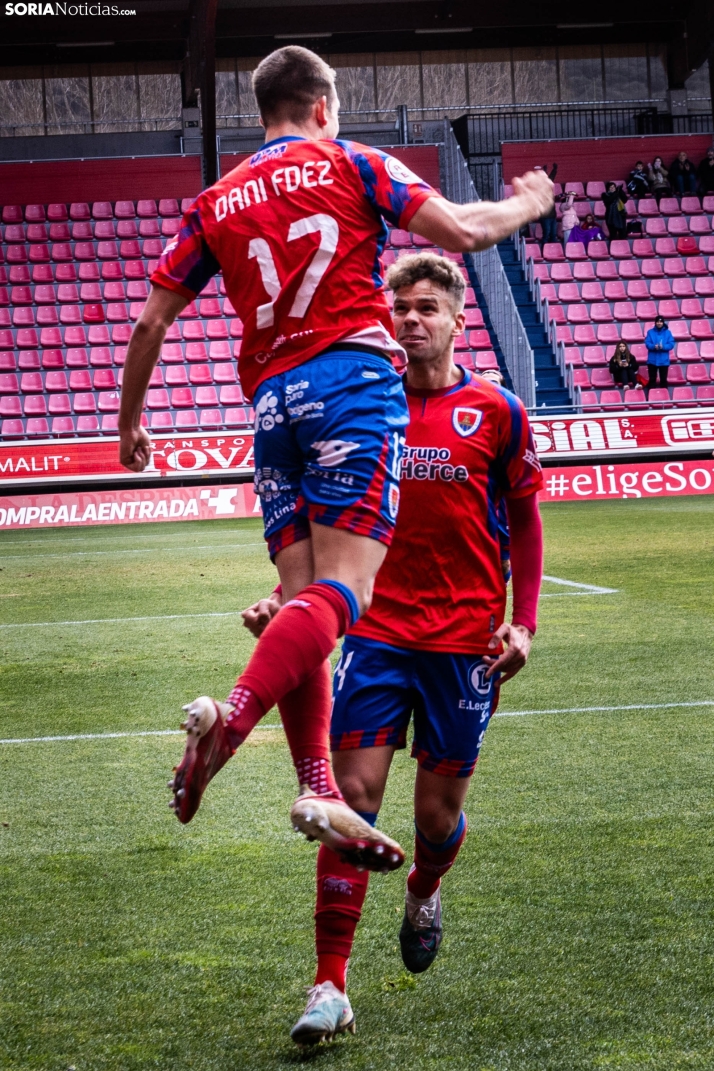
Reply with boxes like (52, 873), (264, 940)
(452, 407), (483, 437)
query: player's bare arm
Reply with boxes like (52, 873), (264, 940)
(409, 169), (554, 253)
(484, 490), (543, 684)
(118, 284), (188, 471)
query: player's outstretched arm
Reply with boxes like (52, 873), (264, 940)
(118, 284), (188, 471)
(409, 170), (554, 253)
(484, 491), (543, 684)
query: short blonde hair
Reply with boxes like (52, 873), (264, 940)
(385, 252), (465, 310)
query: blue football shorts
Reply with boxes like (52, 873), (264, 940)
(252, 347), (409, 558)
(330, 634), (500, 778)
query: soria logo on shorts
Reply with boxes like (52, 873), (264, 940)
(452, 407), (483, 438)
(310, 440), (360, 467)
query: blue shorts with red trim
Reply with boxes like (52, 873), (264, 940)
(330, 634), (500, 778)
(252, 348), (409, 558)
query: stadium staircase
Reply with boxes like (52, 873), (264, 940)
(497, 239), (571, 410)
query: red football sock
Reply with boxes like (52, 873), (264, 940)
(407, 812), (468, 900)
(227, 581), (352, 711)
(314, 845), (370, 993)
(225, 583), (354, 777)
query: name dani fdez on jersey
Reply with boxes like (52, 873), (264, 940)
(215, 161), (335, 220)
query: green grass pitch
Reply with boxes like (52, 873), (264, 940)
(1, 496), (714, 1070)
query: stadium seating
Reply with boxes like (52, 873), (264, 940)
(523, 195), (714, 410)
(0, 203), (499, 437)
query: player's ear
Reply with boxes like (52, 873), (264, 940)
(452, 307), (466, 337)
(314, 95), (329, 128)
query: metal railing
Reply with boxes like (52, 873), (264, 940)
(453, 104), (714, 200)
(441, 119), (536, 407)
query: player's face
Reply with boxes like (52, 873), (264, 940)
(392, 280), (464, 363)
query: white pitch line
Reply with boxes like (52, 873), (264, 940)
(0, 611), (246, 629)
(1, 702), (711, 745)
(542, 574), (618, 595)
(0, 725), (282, 745)
(496, 700), (714, 717)
(0, 542), (264, 562)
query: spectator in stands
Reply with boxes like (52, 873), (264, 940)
(644, 315), (674, 393)
(608, 341), (639, 389)
(568, 212), (604, 250)
(627, 162), (649, 199)
(696, 147), (714, 196)
(537, 163), (558, 245)
(669, 151), (697, 197)
(646, 157), (671, 203)
(602, 182), (628, 240)
(561, 192), (579, 246)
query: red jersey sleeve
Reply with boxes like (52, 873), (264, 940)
(150, 201), (221, 300)
(496, 391), (544, 498)
(339, 141), (439, 230)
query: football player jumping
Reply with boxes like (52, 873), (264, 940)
(119, 45), (552, 868)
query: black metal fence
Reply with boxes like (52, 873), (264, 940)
(452, 107), (714, 200)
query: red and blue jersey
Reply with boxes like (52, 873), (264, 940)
(350, 370), (543, 655)
(150, 136), (438, 400)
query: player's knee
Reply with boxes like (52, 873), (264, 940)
(414, 799), (462, 845)
(335, 770), (379, 813)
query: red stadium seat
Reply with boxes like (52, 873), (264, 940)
(564, 182), (585, 199)
(0, 331), (15, 349)
(687, 364), (710, 383)
(200, 409), (223, 427)
(97, 391), (120, 412)
(196, 386), (219, 407)
(143, 240), (163, 258)
(645, 218), (667, 236)
(648, 388), (670, 407)
(572, 325), (596, 345)
(18, 351), (40, 370)
(675, 342), (700, 362)
(650, 278), (672, 298)
(147, 389), (170, 409)
(467, 330), (491, 349)
(0, 373), (19, 393)
(150, 412), (174, 430)
(159, 199), (180, 217)
(35, 285), (57, 305)
(543, 243), (564, 261)
(24, 394), (47, 416)
(579, 390), (600, 411)
(609, 240), (632, 259)
(685, 257), (707, 276)
(161, 219), (181, 238)
(171, 388), (194, 408)
(139, 219), (161, 238)
(114, 201), (135, 219)
(654, 237), (676, 256)
(47, 204), (68, 222)
(189, 364), (212, 385)
(591, 367), (614, 388)
(27, 223), (49, 243)
(17, 328), (40, 348)
(60, 305), (82, 326)
(1, 418), (24, 436)
(117, 220), (139, 239)
(137, 200), (158, 218)
(92, 202), (113, 220)
(207, 320), (229, 341)
(225, 407), (250, 425)
(101, 414), (119, 431)
(20, 372), (43, 392)
(603, 281), (626, 301)
(213, 363), (238, 385)
(93, 368), (117, 390)
(77, 415), (99, 432)
(73, 392), (97, 414)
(52, 416), (75, 433)
(587, 241), (609, 260)
(107, 303), (129, 323)
(690, 216), (711, 235)
(55, 264), (77, 282)
(2, 205), (22, 224)
(69, 203), (91, 221)
(124, 260), (145, 279)
(210, 341), (232, 362)
(696, 385), (714, 404)
(45, 371), (69, 392)
(565, 241), (587, 260)
(49, 394), (72, 415)
(90, 348), (112, 367)
(65, 326), (88, 346)
(110, 325), (130, 344)
(642, 259), (663, 278)
(599, 389), (623, 408)
(49, 222), (70, 242)
(166, 366), (189, 387)
(26, 417), (49, 435)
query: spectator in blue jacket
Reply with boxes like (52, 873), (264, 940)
(644, 315), (675, 392)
